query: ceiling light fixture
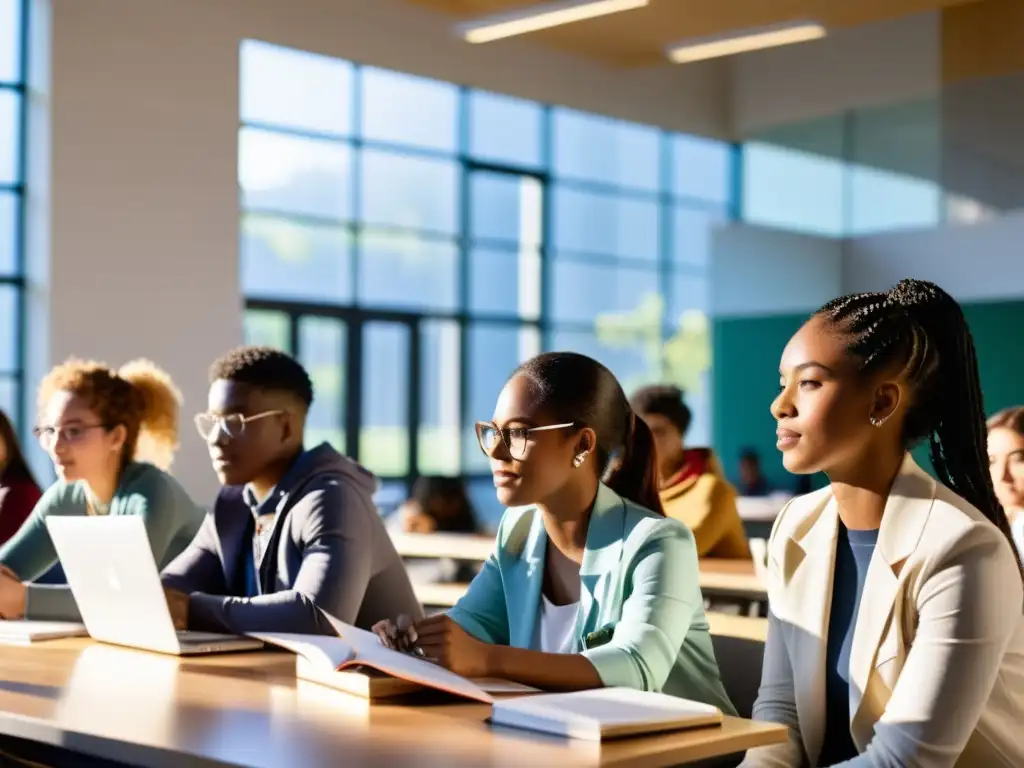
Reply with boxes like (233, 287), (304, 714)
(666, 20), (826, 63)
(458, 0), (650, 45)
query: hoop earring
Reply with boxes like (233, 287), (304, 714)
(573, 451), (588, 468)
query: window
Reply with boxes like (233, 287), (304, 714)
(0, 0), (25, 431)
(241, 40), (731, 492)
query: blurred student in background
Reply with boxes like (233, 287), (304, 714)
(988, 405), (1024, 558)
(737, 448), (773, 497)
(0, 409), (41, 546)
(0, 358), (203, 622)
(374, 352), (735, 712)
(630, 384), (749, 559)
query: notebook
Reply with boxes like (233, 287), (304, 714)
(0, 620), (88, 645)
(489, 687), (723, 741)
(250, 610), (533, 703)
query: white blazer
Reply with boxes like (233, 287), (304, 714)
(741, 454), (1024, 768)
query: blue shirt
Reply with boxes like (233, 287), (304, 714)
(819, 524), (879, 766)
(240, 483), (282, 599)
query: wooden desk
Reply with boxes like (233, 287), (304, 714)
(699, 560), (767, 603)
(392, 532), (494, 562)
(705, 613), (768, 643)
(0, 639), (786, 767)
(415, 582), (469, 608)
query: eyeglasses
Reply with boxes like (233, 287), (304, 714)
(475, 421), (576, 460)
(193, 410), (284, 442)
(33, 423), (108, 449)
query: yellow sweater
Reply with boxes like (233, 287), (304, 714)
(659, 450), (750, 560)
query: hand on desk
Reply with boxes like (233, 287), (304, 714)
(163, 588), (189, 630)
(372, 613), (490, 678)
(0, 564), (26, 619)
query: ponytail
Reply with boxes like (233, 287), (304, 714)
(118, 359), (182, 471)
(605, 410), (664, 515)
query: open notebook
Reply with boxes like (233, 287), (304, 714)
(490, 687), (723, 741)
(0, 620), (88, 645)
(251, 611), (536, 703)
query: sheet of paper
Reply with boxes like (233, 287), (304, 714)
(353, 638), (493, 704)
(250, 632), (355, 670)
(471, 678), (541, 694)
(0, 620), (88, 643)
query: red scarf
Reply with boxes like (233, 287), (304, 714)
(664, 449), (710, 489)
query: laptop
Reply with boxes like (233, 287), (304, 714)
(46, 515), (263, 656)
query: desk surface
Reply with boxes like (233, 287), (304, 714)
(0, 639), (786, 767)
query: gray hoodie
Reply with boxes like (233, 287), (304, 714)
(161, 443), (423, 635)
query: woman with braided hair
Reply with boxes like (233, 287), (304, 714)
(0, 358), (204, 623)
(742, 279), (1023, 768)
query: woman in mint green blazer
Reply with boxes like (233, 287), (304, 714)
(375, 352), (735, 712)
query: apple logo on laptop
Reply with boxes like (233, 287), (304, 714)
(106, 567), (122, 592)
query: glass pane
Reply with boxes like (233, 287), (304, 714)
(0, 190), (17, 275)
(468, 91), (543, 168)
(672, 134), (732, 204)
(468, 247), (540, 320)
(360, 322), (409, 476)
(241, 215), (352, 302)
(672, 207), (725, 268)
(240, 40), (353, 136)
(466, 476), (504, 534)
(464, 323), (540, 472)
(552, 109), (660, 191)
(419, 320), (460, 475)
(360, 67), (458, 152)
(0, 90), (20, 184)
(357, 232), (457, 311)
(469, 171), (542, 246)
(742, 142), (844, 237)
(848, 164), (940, 235)
(298, 316), (345, 452)
(374, 480), (408, 518)
(0, 374), (14, 425)
(243, 310), (291, 351)
(548, 328), (652, 397)
(551, 260), (659, 324)
(360, 150), (459, 234)
(0, 282), (16, 371)
(239, 128), (352, 220)
(667, 273), (709, 326)
(552, 186), (659, 261)
(0, 0), (20, 83)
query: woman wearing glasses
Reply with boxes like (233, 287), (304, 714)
(373, 352), (735, 710)
(0, 358), (203, 621)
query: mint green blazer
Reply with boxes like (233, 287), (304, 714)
(448, 483), (736, 714)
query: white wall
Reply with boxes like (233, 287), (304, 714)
(729, 13), (940, 136)
(30, 0), (731, 501)
(843, 210), (1024, 300)
(709, 223), (844, 317)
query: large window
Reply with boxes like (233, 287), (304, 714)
(0, 0), (26, 430)
(240, 40), (732, 527)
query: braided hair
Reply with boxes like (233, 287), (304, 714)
(815, 278), (1024, 580)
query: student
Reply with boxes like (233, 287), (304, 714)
(0, 358), (202, 621)
(0, 409), (42, 546)
(738, 448), (773, 497)
(987, 406), (1024, 558)
(743, 279), (1024, 767)
(161, 346), (422, 635)
(630, 384), (749, 559)
(374, 352), (736, 711)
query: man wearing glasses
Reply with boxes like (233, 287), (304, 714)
(161, 346), (421, 635)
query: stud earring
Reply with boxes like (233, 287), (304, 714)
(573, 451), (588, 468)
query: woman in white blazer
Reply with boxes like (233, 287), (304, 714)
(742, 279), (1024, 768)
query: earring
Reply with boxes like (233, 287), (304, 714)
(573, 451), (588, 468)
(869, 416), (887, 428)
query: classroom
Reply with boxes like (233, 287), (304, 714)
(0, 0), (1022, 765)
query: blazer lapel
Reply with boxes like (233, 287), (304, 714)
(777, 493), (839, 765)
(509, 509), (547, 650)
(578, 485), (626, 645)
(849, 454), (936, 731)
(213, 489), (250, 591)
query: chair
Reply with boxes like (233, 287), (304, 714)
(710, 632), (766, 720)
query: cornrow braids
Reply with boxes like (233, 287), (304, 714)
(816, 278), (1024, 580)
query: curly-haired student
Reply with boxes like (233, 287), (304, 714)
(0, 358), (203, 622)
(742, 279), (1024, 768)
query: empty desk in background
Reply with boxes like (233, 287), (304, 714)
(0, 639), (788, 767)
